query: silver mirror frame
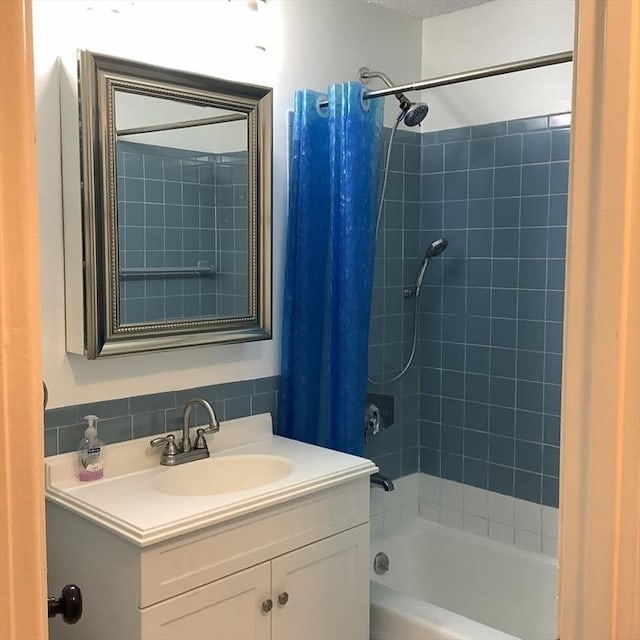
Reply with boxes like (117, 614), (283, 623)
(77, 50), (272, 359)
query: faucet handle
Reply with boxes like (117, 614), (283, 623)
(193, 428), (209, 451)
(150, 434), (178, 456)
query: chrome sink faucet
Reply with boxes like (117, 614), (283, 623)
(150, 398), (220, 466)
(182, 398), (220, 453)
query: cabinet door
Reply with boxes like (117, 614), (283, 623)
(140, 562), (271, 640)
(271, 524), (369, 640)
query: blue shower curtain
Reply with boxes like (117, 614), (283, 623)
(278, 83), (383, 456)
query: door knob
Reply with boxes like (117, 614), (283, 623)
(261, 599), (273, 613)
(278, 591), (289, 606)
(48, 584), (82, 624)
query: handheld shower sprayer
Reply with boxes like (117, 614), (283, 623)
(369, 236), (449, 386)
(413, 238), (448, 298)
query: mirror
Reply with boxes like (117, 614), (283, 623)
(75, 50), (272, 358)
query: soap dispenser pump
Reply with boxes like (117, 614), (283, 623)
(76, 414), (105, 481)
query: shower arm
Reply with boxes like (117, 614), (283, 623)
(359, 67), (409, 105)
(317, 50), (572, 109)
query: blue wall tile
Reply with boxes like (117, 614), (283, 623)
(471, 122), (507, 138)
(444, 201), (468, 228)
(518, 320), (545, 351)
(492, 289), (517, 318)
(489, 434), (514, 466)
(469, 138), (495, 169)
(465, 373), (489, 404)
(492, 259), (518, 288)
(522, 164), (550, 196)
(495, 135), (522, 166)
(442, 426), (464, 454)
(442, 452), (464, 481)
(521, 195), (549, 227)
(489, 405), (515, 437)
(515, 440), (542, 472)
(422, 144), (444, 173)
(494, 167), (521, 197)
(494, 197), (519, 227)
(439, 397), (462, 427)
(467, 258), (492, 286)
(468, 230), (492, 258)
(468, 199), (493, 228)
(549, 113), (571, 128)
(422, 173), (444, 201)
(465, 316), (490, 345)
(515, 409), (543, 442)
(508, 116), (548, 133)
(522, 132), (551, 164)
(543, 415), (561, 446)
(488, 463), (514, 496)
(445, 141), (469, 171)
(515, 470), (542, 501)
(469, 169), (494, 199)
(491, 348), (516, 378)
(517, 350), (544, 382)
(444, 171), (468, 200)
(467, 287), (491, 316)
(437, 126), (471, 143)
(377, 114), (568, 507)
(551, 129), (570, 161)
(465, 400), (489, 430)
(490, 377), (516, 408)
(464, 458), (488, 488)
(493, 229), (519, 257)
(466, 345), (490, 374)
(517, 380), (544, 412)
(491, 318), (517, 348)
(542, 476), (559, 508)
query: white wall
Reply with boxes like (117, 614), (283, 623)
(420, 0), (574, 130)
(34, 0), (422, 407)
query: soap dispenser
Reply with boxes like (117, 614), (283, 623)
(76, 414), (105, 481)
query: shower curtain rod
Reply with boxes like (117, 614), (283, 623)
(116, 113), (246, 137)
(318, 50), (573, 109)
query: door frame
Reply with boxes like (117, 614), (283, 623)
(558, 0), (640, 638)
(0, 0), (638, 638)
(0, 1), (48, 638)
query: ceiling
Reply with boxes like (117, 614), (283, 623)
(365, 0), (494, 19)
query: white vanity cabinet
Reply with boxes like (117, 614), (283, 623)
(141, 525), (368, 640)
(47, 477), (371, 640)
(270, 526), (368, 640)
(141, 562), (271, 640)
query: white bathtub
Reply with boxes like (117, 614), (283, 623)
(370, 517), (557, 640)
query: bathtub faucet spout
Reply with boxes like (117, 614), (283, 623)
(370, 472), (395, 492)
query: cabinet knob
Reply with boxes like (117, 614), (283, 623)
(278, 592), (289, 606)
(262, 599), (273, 613)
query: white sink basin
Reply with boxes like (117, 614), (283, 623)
(152, 454), (293, 496)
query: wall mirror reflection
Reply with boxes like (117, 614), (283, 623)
(65, 51), (272, 359)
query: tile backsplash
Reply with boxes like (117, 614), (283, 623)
(44, 376), (279, 457)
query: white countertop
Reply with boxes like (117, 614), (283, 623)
(45, 413), (377, 547)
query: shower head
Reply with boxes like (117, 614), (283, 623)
(401, 101), (429, 127)
(424, 238), (448, 259)
(414, 238), (448, 298)
(359, 67), (429, 127)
